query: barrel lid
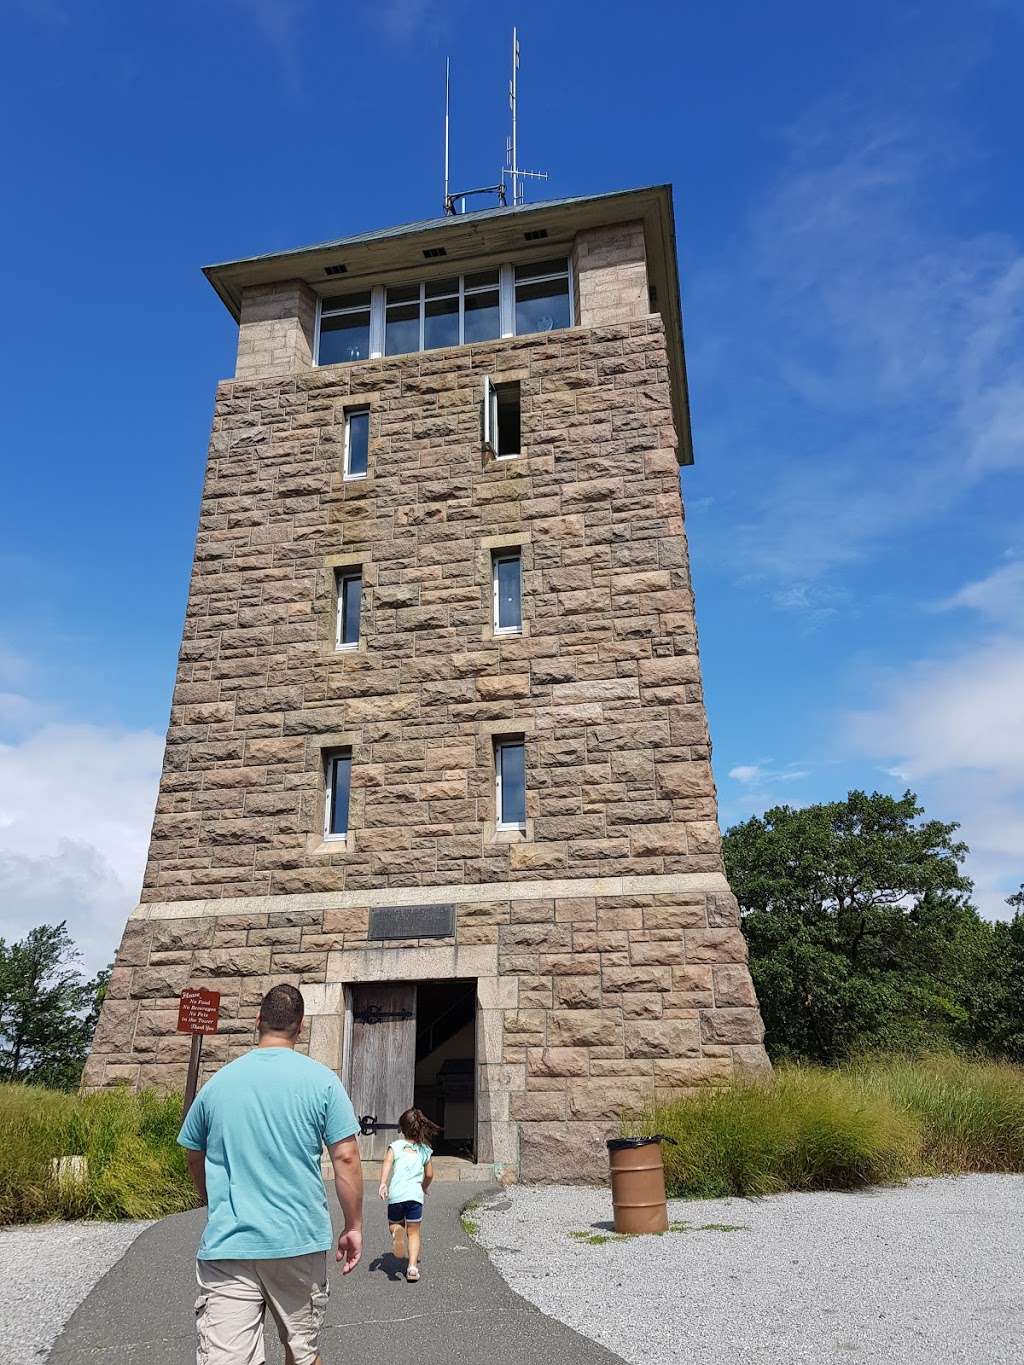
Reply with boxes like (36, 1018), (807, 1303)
(607, 1136), (663, 1150)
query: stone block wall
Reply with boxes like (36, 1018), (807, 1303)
(88, 878), (766, 1179)
(236, 280), (317, 379)
(87, 304), (769, 1179)
(573, 221), (650, 328)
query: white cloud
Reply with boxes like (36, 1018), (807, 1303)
(728, 762), (810, 787)
(847, 560), (1024, 917)
(728, 764), (763, 784)
(937, 557), (1024, 625)
(0, 723), (163, 972)
(693, 81), (1024, 612)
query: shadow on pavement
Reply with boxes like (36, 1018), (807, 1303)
(48, 1183), (625, 1365)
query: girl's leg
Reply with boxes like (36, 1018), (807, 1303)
(389, 1220), (406, 1260)
(406, 1220), (422, 1272)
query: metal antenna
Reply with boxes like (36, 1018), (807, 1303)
(443, 57), (450, 215)
(504, 27), (548, 207)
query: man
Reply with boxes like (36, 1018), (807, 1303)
(178, 983), (363, 1365)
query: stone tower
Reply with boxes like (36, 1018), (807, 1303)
(86, 186), (769, 1181)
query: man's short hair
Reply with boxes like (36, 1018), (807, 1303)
(259, 983), (304, 1034)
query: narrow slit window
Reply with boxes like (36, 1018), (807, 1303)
(482, 378), (521, 457)
(492, 550), (522, 634)
(495, 738), (526, 829)
(344, 409), (369, 479)
(325, 750), (352, 838)
(335, 569), (362, 649)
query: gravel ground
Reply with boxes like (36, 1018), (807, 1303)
(475, 1175), (1024, 1365)
(0, 1219), (153, 1364)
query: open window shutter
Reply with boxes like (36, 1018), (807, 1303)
(482, 375), (497, 453)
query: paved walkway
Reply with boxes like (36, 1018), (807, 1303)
(49, 1185), (623, 1365)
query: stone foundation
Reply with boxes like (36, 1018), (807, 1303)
(85, 872), (767, 1180)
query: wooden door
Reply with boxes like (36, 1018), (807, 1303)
(347, 984), (417, 1160)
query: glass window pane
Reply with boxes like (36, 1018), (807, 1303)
(464, 290), (500, 343)
(386, 284), (419, 305)
(515, 258), (568, 282)
(424, 294), (459, 350)
(499, 742), (525, 826)
(464, 269), (500, 290)
(329, 753), (351, 835)
(515, 277), (571, 335)
(319, 311), (371, 365)
(386, 303), (420, 355)
(495, 555), (521, 630)
(322, 290), (371, 311)
(342, 573), (361, 645)
(346, 411), (369, 476)
(424, 276), (459, 299)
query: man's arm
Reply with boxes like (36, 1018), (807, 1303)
(328, 1136), (363, 1274)
(186, 1149), (208, 1205)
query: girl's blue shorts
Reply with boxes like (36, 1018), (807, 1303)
(388, 1200), (423, 1224)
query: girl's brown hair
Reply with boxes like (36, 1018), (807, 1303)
(399, 1108), (441, 1144)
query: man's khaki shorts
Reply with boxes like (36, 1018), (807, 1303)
(195, 1253), (329, 1365)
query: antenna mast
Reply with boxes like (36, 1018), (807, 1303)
(504, 27), (548, 207)
(443, 56), (450, 213)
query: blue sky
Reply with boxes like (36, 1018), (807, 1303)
(1, 0), (1022, 969)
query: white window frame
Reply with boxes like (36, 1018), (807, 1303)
(482, 376), (521, 459)
(492, 549), (522, 636)
(495, 737), (526, 831)
(315, 291), (373, 367)
(323, 750), (352, 841)
(334, 568), (361, 651)
(315, 258), (572, 368)
(512, 257), (575, 336)
(343, 408), (370, 481)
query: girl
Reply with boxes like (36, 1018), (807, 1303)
(378, 1108), (440, 1282)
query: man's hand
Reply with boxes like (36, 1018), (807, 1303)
(336, 1228), (362, 1274)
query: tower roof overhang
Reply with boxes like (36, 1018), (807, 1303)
(203, 185), (695, 465)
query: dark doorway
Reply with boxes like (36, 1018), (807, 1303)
(413, 981), (476, 1158)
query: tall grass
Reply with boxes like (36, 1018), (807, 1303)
(630, 1055), (1024, 1199)
(0, 1083), (197, 1225)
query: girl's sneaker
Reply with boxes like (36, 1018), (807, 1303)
(406, 1265), (421, 1282)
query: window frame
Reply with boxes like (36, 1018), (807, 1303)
(334, 568), (362, 651)
(343, 407), (370, 481)
(323, 749), (353, 841)
(494, 737), (527, 831)
(315, 257), (573, 368)
(513, 257), (574, 338)
(314, 291), (373, 367)
(482, 376), (521, 459)
(491, 549), (523, 636)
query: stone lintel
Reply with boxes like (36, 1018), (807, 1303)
(130, 871), (731, 921)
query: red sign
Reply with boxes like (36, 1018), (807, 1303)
(177, 988), (221, 1035)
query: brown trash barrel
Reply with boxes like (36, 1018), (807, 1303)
(607, 1136), (670, 1234)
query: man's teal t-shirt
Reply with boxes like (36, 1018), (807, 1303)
(177, 1048), (359, 1261)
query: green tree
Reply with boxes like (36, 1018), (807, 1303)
(724, 790), (989, 1063)
(0, 923), (108, 1090)
(964, 886), (1024, 1063)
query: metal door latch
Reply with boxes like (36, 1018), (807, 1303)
(358, 1115), (402, 1137)
(353, 1006), (415, 1024)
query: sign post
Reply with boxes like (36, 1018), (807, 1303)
(177, 987), (221, 1120)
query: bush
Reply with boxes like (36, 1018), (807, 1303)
(629, 1055), (1024, 1198)
(0, 1083), (197, 1225)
